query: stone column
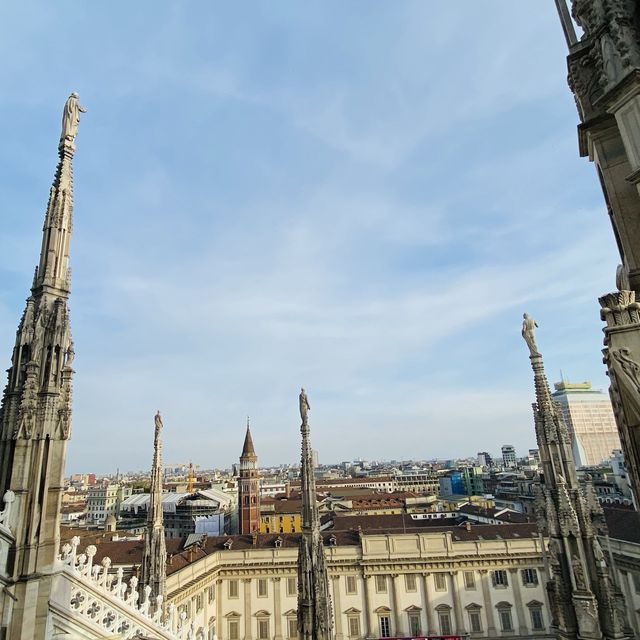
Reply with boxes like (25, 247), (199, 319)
(363, 575), (376, 639)
(217, 579), (223, 640)
(620, 570), (637, 633)
(391, 574), (404, 636)
(243, 578), (252, 640)
(509, 568), (527, 635)
(450, 571), (466, 635)
(273, 577), (283, 640)
(332, 575), (345, 640)
(421, 573), (436, 636)
(479, 570), (496, 636)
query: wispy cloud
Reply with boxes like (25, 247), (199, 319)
(0, 2), (620, 472)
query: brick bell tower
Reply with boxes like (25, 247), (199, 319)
(238, 418), (260, 534)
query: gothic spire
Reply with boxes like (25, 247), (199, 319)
(0, 94), (83, 639)
(35, 92), (86, 296)
(522, 315), (628, 640)
(142, 411), (167, 601)
(241, 418), (257, 459)
(297, 388), (333, 640)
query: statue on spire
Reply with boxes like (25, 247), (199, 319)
(60, 92), (87, 143)
(521, 312), (540, 356)
(299, 387), (310, 425)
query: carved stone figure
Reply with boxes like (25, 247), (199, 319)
(616, 262), (630, 291)
(521, 313), (540, 356)
(299, 388), (310, 425)
(154, 410), (163, 435)
(60, 92), (87, 143)
(592, 538), (606, 567)
(65, 340), (75, 368)
(572, 554), (587, 590)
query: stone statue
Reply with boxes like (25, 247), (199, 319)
(522, 313), (540, 356)
(299, 388), (310, 425)
(154, 410), (163, 435)
(64, 340), (75, 368)
(572, 554), (587, 590)
(60, 92), (87, 143)
(592, 538), (606, 568)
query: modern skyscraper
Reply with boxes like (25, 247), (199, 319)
(238, 419), (260, 534)
(501, 444), (516, 467)
(552, 381), (621, 467)
(0, 92), (83, 639)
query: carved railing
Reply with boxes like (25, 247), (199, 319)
(55, 536), (196, 639)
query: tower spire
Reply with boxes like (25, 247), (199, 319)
(238, 418), (260, 533)
(142, 410), (167, 601)
(297, 388), (333, 640)
(522, 314), (628, 640)
(0, 93), (84, 640)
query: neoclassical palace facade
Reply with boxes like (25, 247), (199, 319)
(161, 524), (552, 640)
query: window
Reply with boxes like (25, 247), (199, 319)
(375, 575), (387, 594)
(497, 605), (513, 632)
(258, 579), (268, 597)
(346, 575), (357, 595)
(208, 585), (215, 603)
(438, 610), (452, 635)
(288, 618), (298, 638)
(228, 580), (239, 598)
(522, 568), (538, 586)
(228, 620), (239, 640)
(379, 615), (391, 638)
(468, 608), (482, 634)
(632, 572), (640, 594)
(434, 573), (447, 591)
(195, 594), (203, 612)
(408, 612), (421, 636)
(405, 574), (417, 592)
(287, 577), (297, 597)
(492, 570), (509, 588)
(258, 619), (270, 640)
(464, 571), (476, 590)
(348, 614), (361, 638)
(530, 607), (544, 631)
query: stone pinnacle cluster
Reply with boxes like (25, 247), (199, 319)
(142, 410), (167, 601)
(0, 93), (83, 639)
(297, 388), (333, 640)
(523, 317), (630, 640)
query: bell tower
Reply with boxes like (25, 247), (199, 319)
(238, 418), (260, 534)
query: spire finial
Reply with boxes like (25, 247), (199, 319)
(59, 92), (87, 146)
(521, 312), (540, 357)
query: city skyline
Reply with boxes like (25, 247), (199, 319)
(0, 3), (619, 474)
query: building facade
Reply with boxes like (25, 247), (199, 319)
(552, 381), (621, 466)
(163, 525), (552, 640)
(86, 484), (131, 525)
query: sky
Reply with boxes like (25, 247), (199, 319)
(0, 3), (620, 474)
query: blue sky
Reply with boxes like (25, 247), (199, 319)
(0, 3), (619, 474)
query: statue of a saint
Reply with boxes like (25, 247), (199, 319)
(65, 340), (75, 368)
(572, 554), (587, 590)
(154, 410), (163, 434)
(60, 92), (87, 143)
(299, 388), (310, 424)
(521, 313), (540, 356)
